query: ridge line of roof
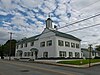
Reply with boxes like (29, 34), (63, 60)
(47, 28), (81, 41)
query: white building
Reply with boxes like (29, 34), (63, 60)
(81, 48), (99, 59)
(15, 18), (82, 60)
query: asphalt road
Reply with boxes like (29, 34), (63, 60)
(0, 60), (100, 75)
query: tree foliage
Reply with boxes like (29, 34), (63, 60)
(0, 39), (16, 57)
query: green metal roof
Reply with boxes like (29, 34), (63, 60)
(16, 28), (81, 45)
(49, 29), (81, 41)
(17, 34), (40, 45)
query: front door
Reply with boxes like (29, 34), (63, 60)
(35, 51), (38, 59)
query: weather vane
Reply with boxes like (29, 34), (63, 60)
(48, 13), (51, 18)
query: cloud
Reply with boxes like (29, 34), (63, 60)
(0, 0), (100, 47)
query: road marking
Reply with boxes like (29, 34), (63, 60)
(1, 60), (75, 75)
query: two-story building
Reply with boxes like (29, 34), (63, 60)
(15, 17), (82, 59)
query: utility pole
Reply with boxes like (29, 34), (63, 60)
(88, 44), (92, 67)
(8, 32), (14, 60)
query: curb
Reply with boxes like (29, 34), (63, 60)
(1, 59), (100, 68)
(32, 61), (100, 68)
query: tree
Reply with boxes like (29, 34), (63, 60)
(3, 39), (17, 56)
(95, 45), (100, 51)
(0, 45), (4, 59)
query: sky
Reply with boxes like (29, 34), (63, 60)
(0, 0), (100, 48)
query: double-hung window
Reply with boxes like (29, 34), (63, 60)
(47, 40), (52, 46)
(40, 41), (45, 47)
(58, 40), (64, 46)
(59, 51), (66, 57)
(65, 41), (70, 47)
(71, 43), (75, 48)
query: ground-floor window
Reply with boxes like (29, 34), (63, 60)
(24, 52), (31, 57)
(59, 51), (66, 57)
(31, 52), (33, 56)
(24, 52), (27, 56)
(75, 52), (80, 58)
(43, 52), (48, 58)
(69, 52), (73, 58)
(17, 50), (23, 57)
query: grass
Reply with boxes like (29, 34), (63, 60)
(57, 59), (100, 65)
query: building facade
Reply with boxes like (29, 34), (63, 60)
(15, 18), (82, 59)
(81, 48), (99, 59)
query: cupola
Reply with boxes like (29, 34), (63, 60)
(46, 17), (52, 29)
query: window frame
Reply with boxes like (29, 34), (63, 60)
(40, 41), (45, 47)
(75, 52), (80, 58)
(24, 43), (27, 47)
(76, 43), (80, 48)
(47, 40), (52, 46)
(65, 41), (70, 47)
(24, 52), (27, 56)
(43, 52), (48, 58)
(69, 52), (73, 58)
(71, 42), (75, 48)
(59, 51), (66, 57)
(20, 44), (23, 48)
(16, 45), (18, 49)
(31, 41), (34, 46)
(58, 40), (64, 46)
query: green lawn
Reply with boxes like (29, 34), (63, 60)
(57, 59), (100, 65)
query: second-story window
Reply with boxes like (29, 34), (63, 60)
(16, 45), (18, 49)
(40, 41), (45, 47)
(31, 41), (34, 46)
(25, 43), (27, 47)
(21, 44), (23, 48)
(58, 40), (64, 46)
(71, 42), (75, 48)
(76, 44), (80, 48)
(65, 41), (70, 47)
(47, 40), (52, 46)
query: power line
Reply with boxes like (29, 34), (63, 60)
(79, 0), (100, 11)
(58, 13), (100, 29)
(30, 13), (100, 36)
(66, 23), (100, 33)
(6, 13), (100, 37)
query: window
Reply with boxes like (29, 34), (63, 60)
(27, 52), (30, 56)
(24, 52), (30, 56)
(24, 52), (27, 56)
(16, 45), (18, 49)
(24, 43), (27, 47)
(21, 44), (23, 48)
(65, 41), (70, 47)
(40, 41), (45, 47)
(31, 52), (33, 56)
(71, 43), (75, 48)
(76, 44), (80, 48)
(43, 52), (48, 58)
(69, 52), (73, 58)
(58, 40), (64, 46)
(31, 41), (34, 46)
(47, 40), (52, 46)
(75, 52), (80, 58)
(59, 51), (66, 57)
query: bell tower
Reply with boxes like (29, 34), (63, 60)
(46, 15), (53, 29)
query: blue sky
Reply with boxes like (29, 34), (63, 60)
(0, 0), (100, 48)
